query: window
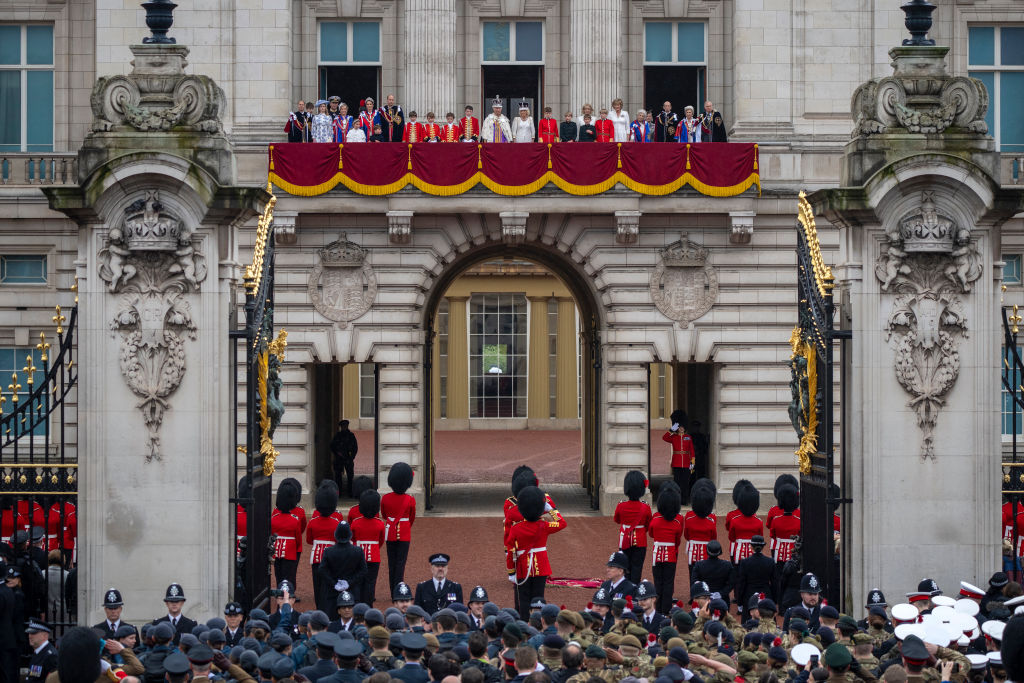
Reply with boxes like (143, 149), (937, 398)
(358, 363), (375, 419)
(319, 22), (381, 63)
(0, 254), (46, 285)
(0, 25), (54, 153)
(0, 347), (46, 435)
(438, 299), (449, 418)
(482, 22), (544, 64)
(1005, 346), (1024, 435)
(1005, 254), (1022, 285)
(470, 293), (527, 418)
(644, 22), (706, 64)
(969, 26), (1024, 152)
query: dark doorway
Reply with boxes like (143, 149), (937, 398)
(643, 66), (705, 116)
(310, 362), (378, 503)
(319, 66), (381, 110)
(481, 66), (543, 116)
(672, 362), (714, 483)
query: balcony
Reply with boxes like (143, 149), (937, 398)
(1001, 153), (1024, 186)
(0, 154), (78, 187)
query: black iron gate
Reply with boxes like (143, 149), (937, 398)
(0, 298), (78, 631)
(790, 193), (849, 607)
(231, 189), (284, 612)
(1002, 305), (1024, 582)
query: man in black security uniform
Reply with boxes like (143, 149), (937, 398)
(152, 583), (198, 643)
(322, 637), (367, 683)
(690, 540), (734, 606)
(330, 420), (359, 498)
(25, 618), (58, 683)
(224, 602), (246, 647)
(93, 588), (128, 639)
(634, 580), (666, 635)
(317, 521), (367, 618)
(299, 631), (341, 683)
(391, 633), (430, 683)
(414, 553), (463, 613)
(599, 551), (636, 601)
(467, 585), (489, 629)
(782, 572), (823, 632)
(734, 535), (776, 619)
(329, 591), (358, 632)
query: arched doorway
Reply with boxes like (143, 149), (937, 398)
(421, 242), (603, 510)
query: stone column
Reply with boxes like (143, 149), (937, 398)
(446, 297), (469, 420)
(527, 297), (550, 422)
(555, 298), (578, 419)
(405, 0), (457, 115)
(570, 0), (620, 114)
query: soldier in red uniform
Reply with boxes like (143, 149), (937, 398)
(347, 476), (375, 523)
(505, 485), (567, 610)
(725, 479), (750, 560)
(538, 107), (559, 143)
(728, 482), (764, 564)
(460, 106), (480, 142)
(281, 477), (308, 570)
(662, 413), (695, 504)
(381, 462), (416, 591)
(594, 109), (615, 142)
(403, 112), (425, 143)
(351, 489), (386, 606)
(441, 113), (461, 142)
(683, 478), (718, 569)
(766, 474), (801, 559)
(236, 476), (249, 558)
(271, 482), (303, 591)
(1, 501), (28, 546)
(504, 466), (559, 613)
(614, 471), (652, 584)
(648, 482), (683, 615)
(307, 480), (343, 610)
(46, 500), (76, 565)
(770, 484), (800, 564)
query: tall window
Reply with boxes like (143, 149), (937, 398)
(969, 26), (1024, 152)
(438, 300), (449, 418)
(358, 363), (375, 419)
(0, 347), (45, 435)
(0, 25), (54, 153)
(469, 293), (526, 418)
(0, 254), (46, 285)
(1005, 254), (1022, 285)
(318, 21), (381, 109)
(1005, 346), (1023, 436)
(482, 22), (544, 64)
(481, 21), (544, 117)
(644, 22), (706, 64)
(642, 22), (706, 119)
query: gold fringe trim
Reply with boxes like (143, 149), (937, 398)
(269, 145), (274, 171)
(617, 143), (622, 169)
(753, 144), (759, 170)
(686, 144), (691, 170)
(338, 144), (343, 170)
(547, 143), (552, 169)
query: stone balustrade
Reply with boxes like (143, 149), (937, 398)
(0, 154), (78, 186)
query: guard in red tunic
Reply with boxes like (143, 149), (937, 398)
(648, 482), (683, 615)
(662, 412), (695, 504)
(403, 113), (425, 143)
(504, 466), (559, 613)
(351, 489), (386, 606)
(725, 480), (748, 560)
(505, 485), (567, 610)
(271, 482), (303, 591)
(281, 477), (308, 575)
(441, 113), (461, 142)
(381, 462), (416, 591)
(728, 481), (764, 564)
(594, 111), (615, 143)
(766, 474), (801, 558)
(460, 106), (480, 142)
(347, 476), (375, 523)
(307, 480), (343, 610)
(770, 484), (800, 563)
(614, 471), (652, 584)
(538, 107), (559, 143)
(683, 478), (718, 569)
(46, 501), (75, 554)
(235, 476), (250, 558)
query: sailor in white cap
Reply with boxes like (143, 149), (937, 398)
(481, 96), (512, 143)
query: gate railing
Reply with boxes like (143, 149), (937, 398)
(0, 296), (79, 631)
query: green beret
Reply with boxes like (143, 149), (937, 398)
(585, 644), (607, 658)
(823, 643), (853, 668)
(737, 651), (759, 668)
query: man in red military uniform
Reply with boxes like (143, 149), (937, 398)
(683, 478), (718, 569)
(728, 481), (764, 564)
(769, 484), (800, 563)
(307, 480), (343, 610)
(662, 411), (695, 504)
(351, 489), (386, 607)
(403, 112), (425, 143)
(648, 482), (683, 615)
(504, 466), (558, 613)
(538, 107), (559, 143)
(271, 483), (303, 592)
(441, 113), (461, 142)
(594, 109), (615, 143)
(505, 485), (567, 610)
(460, 106), (480, 142)
(382, 462), (416, 591)
(613, 471), (652, 584)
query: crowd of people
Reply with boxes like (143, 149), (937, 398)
(284, 95), (728, 145)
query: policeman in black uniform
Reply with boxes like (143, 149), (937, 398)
(224, 602), (246, 647)
(782, 573), (823, 632)
(152, 583), (198, 643)
(413, 553), (463, 613)
(93, 588), (127, 639)
(690, 540), (735, 606)
(598, 551), (636, 601)
(25, 618), (58, 683)
(734, 535), (776, 618)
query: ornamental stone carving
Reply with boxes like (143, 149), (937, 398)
(98, 191), (208, 461)
(308, 234), (377, 325)
(875, 191), (983, 459)
(650, 237), (718, 325)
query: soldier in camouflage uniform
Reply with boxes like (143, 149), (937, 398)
(749, 598), (783, 637)
(712, 650), (758, 683)
(566, 645), (621, 683)
(367, 626), (400, 671)
(852, 633), (879, 674)
(865, 608), (892, 650)
(617, 634), (656, 680)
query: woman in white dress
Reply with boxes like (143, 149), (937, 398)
(576, 103), (594, 129)
(610, 98), (631, 143)
(311, 101), (334, 143)
(511, 104), (535, 143)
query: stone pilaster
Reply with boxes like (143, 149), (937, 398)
(570, 0), (620, 114)
(446, 296), (469, 420)
(555, 298), (577, 420)
(527, 297), (550, 422)
(405, 0), (457, 116)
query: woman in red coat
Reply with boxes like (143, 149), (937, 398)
(381, 462), (416, 591)
(614, 471), (652, 584)
(647, 482), (683, 615)
(505, 485), (567, 610)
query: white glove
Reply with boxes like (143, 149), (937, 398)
(508, 574), (517, 583)
(671, 423), (679, 431)
(544, 502), (553, 512)
(335, 579), (349, 591)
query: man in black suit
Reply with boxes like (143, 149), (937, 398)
(92, 588), (127, 639)
(413, 553), (463, 614)
(734, 536), (777, 620)
(598, 551), (636, 601)
(634, 580), (666, 635)
(690, 540), (735, 606)
(390, 633), (430, 683)
(152, 583), (198, 643)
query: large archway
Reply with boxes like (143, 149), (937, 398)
(421, 241), (604, 511)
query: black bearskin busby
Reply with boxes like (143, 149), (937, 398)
(732, 479), (754, 507)
(315, 480), (340, 517)
(737, 482), (760, 517)
(359, 489), (381, 519)
(276, 479), (300, 514)
(657, 481), (682, 521)
(778, 484), (799, 514)
(517, 485), (546, 522)
(1003, 616), (1024, 681)
(352, 475), (375, 500)
(512, 465), (538, 487)
(388, 462), (414, 494)
(512, 470), (537, 498)
(623, 471), (647, 501)
(773, 474), (799, 501)
(670, 409), (688, 429)
(58, 627), (102, 683)
(691, 478), (716, 519)
(237, 476), (252, 507)
(280, 477), (302, 504)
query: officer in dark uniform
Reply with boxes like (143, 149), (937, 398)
(690, 540), (735, 606)
(298, 632), (340, 683)
(223, 602), (246, 647)
(734, 535), (776, 618)
(329, 591), (358, 632)
(93, 588), (127, 639)
(634, 580), (666, 634)
(782, 573), (823, 632)
(599, 551), (636, 601)
(390, 633), (430, 683)
(467, 585), (489, 629)
(152, 583), (198, 643)
(330, 420), (359, 498)
(322, 638), (367, 683)
(413, 553), (463, 613)
(856, 589), (890, 630)
(317, 522), (367, 618)
(25, 618), (58, 683)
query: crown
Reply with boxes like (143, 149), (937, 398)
(898, 192), (954, 253)
(661, 239), (709, 267)
(123, 191), (183, 251)
(319, 234), (366, 267)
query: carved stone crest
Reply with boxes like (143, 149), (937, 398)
(650, 237), (718, 325)
(875, 191), (982, 459)
(98, 191), (207, 461)
(308, 234), (377, 324)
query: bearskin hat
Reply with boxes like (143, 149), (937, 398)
(690, 478), (717, 519)
(657, 482), (682, 522)
(352, 475), (375, 500)
(623, 471), (647, 501)
(237, 476), (252, 506)
(1003, 616), (1024, 681)
(276, 480), (300, 513)
(778, 484), (799, 514)
(732, 479), (754, 507)
(388, 462), (414, 494)
(512, 470), (537, 497)
(315, 480), (340, 517)
(670, 410), (688, 428)
(280, 477), (302, 501)
(737, 482), (760, 517)
(359, 489), (381, 519)
(512, 465), (538, 487)
(58, 627), (102, 683)
(517, 485), (546, 522)
(773, 474), (799, 501)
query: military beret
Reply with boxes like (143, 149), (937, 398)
(407, 605), (431, 620)
(114, 624), (136, 639)
(660, 664), (687, 682)
(818, 627), (836, 646)
(659, 626), (679, 641)
(241, 637), (261, 651)
(250, 608), (270, 622)
(188, 644), (215, 664)
(743, 618), (759, 631)
(313, 632), (340, 648)
(620, 635), (643, 649)
(336, 630), (355, 641)
(667, 646), (689, 665)
(543, 634), (567, 649)
(353, 603), (370, 618)
(737, 651), (759, 668)
(672, 611), (694, 629)
(368, 626), (390, 641)
(790, 607), (811, 620)
(270, 632), (293, 649)
(423, 633), (439, 650)
(541, 603), (560, 620)
(585, 644), (607, 658)
(851, 633), (873, 645)
(164, 653), (192, 676)
(453, 643), (471, 662)
(364, 608), (385, 625)
(389, 633), (403, 650)
(768, 646), (788, 661)
(190, 624), (207, 637)
(153, 622), (176, 641)
(758, 598), (778, 613)
(309, 611), (330, 629)
(820, 605), (839, 619)
(626, 624), (650, 640)
(603, 632), (622, 647)
(869, 606), (888, 618)
(271, 657), (296, 679)
(823, 642), (852, 668)
(790, 618), (808, 633)
(248, 619), (271, 632)
(207, 617), (227, 631)
(334, 639), (364, 659)
(401, 632), (428, 652)
(239, 650), (259, 670)
(612, 598), (627, 612)
(386, 613), (407, 630)
(837, 615), (860, 633)
(297, 613), (312, 628)
(760, 633), (776, 648)
(502, 607), (521, 620)
(456, 612), (473, 628)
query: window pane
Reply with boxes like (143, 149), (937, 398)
(515, 22), (543, 62)
(26, 25), (53, 65)
(352, 22), (380, 62)
(677, 22), (705, 63)
(483, 22), (511, 62)
(1001, 72), (1024, 152)
(1, 255), (47, 284)
(26, 70), (53, 152)
(969, 26), (994, 66)
(969, 72), (995, 136)
(321, 22), (348, 62)
(645, 23), (672, 63)
(1002, 27), (1024, 66)
(0, 70), (22, 152)
(1004, 255), (1022, 285)
(0, 26), (20, 65)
